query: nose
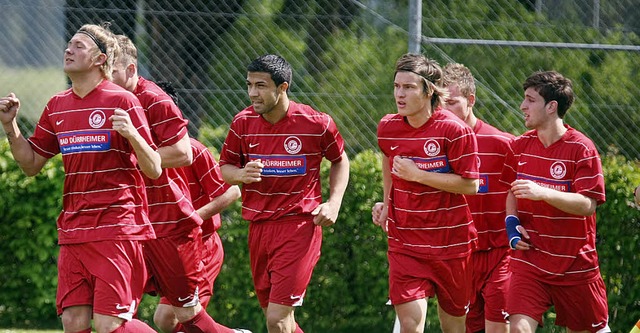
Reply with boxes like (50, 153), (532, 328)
(248, 86), (258, 97)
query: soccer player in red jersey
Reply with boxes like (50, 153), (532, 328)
(372, 54), (479, 333)
(112, 35), (250, 333)
(443, 63), (514, 333)
(154, 137), (241, 332)
(0, 24), (159, 333)
(501, 71), (610, 333)
(219, 54), (350, 333)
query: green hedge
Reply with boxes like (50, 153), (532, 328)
(1, 142), (638, 332)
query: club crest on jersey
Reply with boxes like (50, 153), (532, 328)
(89, 110), (107, 129)
(550, 161), (567, 179)
(423, 139), (440, 157)
(284, 136), (302, 154)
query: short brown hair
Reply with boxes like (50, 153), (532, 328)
(523, 71), (574, 118)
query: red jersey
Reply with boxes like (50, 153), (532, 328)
(219, 101), (345, 223)
(181, 138), (232, 240)
(135, 77), (202, 237)
(28, 80), (156, 244)
(466, 120), (514, 251)
(377, 109), (479, 259)
(500, 125), (605, 285)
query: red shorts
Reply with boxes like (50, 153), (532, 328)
(158, 232), (223, 309)
(388, 251), (472, 317)
(249, 219), (322, 308)
(56, 240), (147, 320)
(466, 248), (510, 332)
(507, 272), (610, 332)
(144, 227), (205, 307)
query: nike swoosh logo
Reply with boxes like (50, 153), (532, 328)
(56, 120), (64, 125)
(178, 295), (193, 302)
(249, 143), (259, 148)
(390, 146), (399, 150)
(591, 321), (605, 328)
(518, 161), (527, 166)
(115, 304), (129, 310)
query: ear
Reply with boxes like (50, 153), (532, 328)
(467, 93), (476, 108)
(546, 100), (558, 114)
(95, 53), (107, 66)
(126, 63), (136, 78)
(278, 81), (289, 94)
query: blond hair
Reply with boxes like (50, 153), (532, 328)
(114, 34), (138, 68)
(76, 23), (118, 80)
(442, 63), (476, 98)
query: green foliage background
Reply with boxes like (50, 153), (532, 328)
(1, 142), (639, 332)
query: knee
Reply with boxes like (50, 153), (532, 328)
(397, 316), (422, 333)
(61, 307), (91, 332)
(154, 306), (179, 333)
(265, 313), (290, 333)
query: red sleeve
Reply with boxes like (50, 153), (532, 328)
(191, 140), (232, 199)
(500, 139), (518, 186)
(29, 102), (59, 158)
(321, 114), (345, 162)
(142, 92), (189, 147)
(448, 126), (479, 179)
(573, 145), (606, 205)
(219, 116), (244, 167)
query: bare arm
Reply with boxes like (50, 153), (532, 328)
(158, 133), (193, 168)
(196, 185), (241, 221)
(110, 109), (162, 179)
(510, 179), (596, 216)
(312, 152), (350, 226)
(372, 154), (392, 232)
(220, 160), (264, 185)
(392, 156), (479, 194)
(0, 94), (48, 176)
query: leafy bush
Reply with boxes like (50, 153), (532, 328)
(0, 141), (62, 328)
(1, 144), (639, 332)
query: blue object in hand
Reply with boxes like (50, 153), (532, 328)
(505, 215), (522, 250)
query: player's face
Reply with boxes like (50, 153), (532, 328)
(247, 72), (282, 115)
(520, 87), (549, 129)
(394, 71), (430, 118)
(64, 33), (100, 75)
(445, 84), (473, 124)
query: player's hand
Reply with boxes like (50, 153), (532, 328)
(391, 156), (420, 182)
(511, 225), (531, 250)
(240, 159), (264, 184)
(510, 179), (548, 201)
(371, 202), (388, 232)
(0, 93), (21, 125)
(312, 201), (340, 227)
(634, 185), (640, 206)
(110, 108), (137, 139)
